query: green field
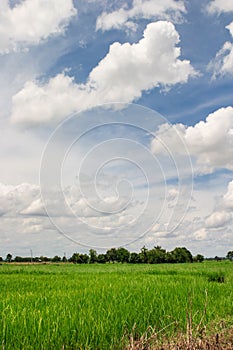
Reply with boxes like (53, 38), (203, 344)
(0, 262), (233, 349)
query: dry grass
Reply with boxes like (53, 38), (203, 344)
(125, 290), (233, 350)
(125, 321), (233, 350)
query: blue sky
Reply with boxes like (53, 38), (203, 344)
(0, 0), (233, 258)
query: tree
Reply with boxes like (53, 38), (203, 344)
(226, 251), (233, 261)
(52, 255), (61, 262)
(139, 246), (148, 263)
(170, 247), (193, 263)
(0, 257), (3, 262)
(97, 254), (106, 263)
(129, 252), (141, 264)
(89, 249), (97, 264)
(106, 248), (118, 263)
(6, 253), (12, 262)
(147, 246), (166, 264)
(69, 253), (88, 264)
(193, 254), (204, 263)
(116, 247), (130, 263)
(214, 256), (222, 262)
(80, 254), (89, 264)
(39, 256), (50, 262)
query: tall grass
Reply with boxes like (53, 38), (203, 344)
(0, 262), (233, 349)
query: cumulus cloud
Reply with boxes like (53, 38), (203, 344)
(0, 0), (77, 53)
(205, 211), (232, 228)
(209, 22), (233, 77)
(193, 228), (207, 240)
(151, 106), (233, 173)
(203, 179), (233, 234)
(223, 180), (233, 208)
(11, 21), (197, 126)
(96, 0), (186, 32)
(0, 182), (39, 216)
(21, 198), (46, 216)
(207, 0), (233, 14)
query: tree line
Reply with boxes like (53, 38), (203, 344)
(1, 247), (232, 264)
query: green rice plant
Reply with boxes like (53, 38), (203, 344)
(0, 262), (232, 349)
(207, 271), (225, 283)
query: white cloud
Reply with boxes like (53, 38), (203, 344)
(96, 0), (186, 32)
(207, 0), (233, 77)
(11, 73), (87, 125)
(0, 0), (77, 53)
(209, 22), (233, 77)
(203, 179), (233, 234)
(223, 180), (233, 208)
(151, 106), (233, 173)
(205, 211), (232, 228)
(227, 22), (233, 37)
(207, 0), (233, 14)
(0, 182), (39, 216)
(11, 21), (197, 126)
(21, 198), (46, 216)
(193, 228), (207, 240)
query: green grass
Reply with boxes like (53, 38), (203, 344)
(0, 262), (233, 349)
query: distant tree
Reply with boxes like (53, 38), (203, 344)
(62, 255), (67, 263)
(226, 251), (233, 261)
(69, 253), (88, 264)
(97, 254), (106, 263)
(116, 247), (130, 263)
(6, 253), (12, 262)
(129, 252), (141, 264)
(147, 246), (166, 264)
(89, 249), (97, 264)
(139, 246), (148, 263)
(193, 254), (204, 263)
(170, 247), (193, 263)
(80, 254), (89, 264)
(165, 252), (175, 263)
(14, 256), (25, 262)
(40, 256), (50, 262)
(51, 255), (61, 262)
(0, 257), (3, 262)
(214, 256), (222, 262)
(33, 257), (41, 263)
(106, 248), (118, 263)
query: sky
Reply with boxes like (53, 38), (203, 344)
(0, 0), (233, 258)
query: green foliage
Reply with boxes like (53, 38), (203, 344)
(208, 271), (225, 283)
(106, 248), (118, 262)
(170, 247), (193, 263)
(193, 254), (204, 263)
(147, 246), (166, 264)
(116, 247), (130, 263)
(129, 252), (141, 263)
(6, 253), (12, 262)
(139, 246), (148, 263)
(69, 253), (89, 264)
(97, 253), (107, 263)
(226, 250), (233, 261)
(89, 249), (98, 263)
(51, 255), (61, 262)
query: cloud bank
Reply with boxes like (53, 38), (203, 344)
(151, 106), (233, 173)
(0, 0), (77, 53)
(209, 22), (233, 77)
(207, 0), (233, 14)
(11, 21), (197, 126)
(96, 0), (186, 32)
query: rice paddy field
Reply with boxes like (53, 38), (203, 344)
(0, 261), (233, 349)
